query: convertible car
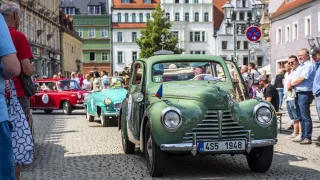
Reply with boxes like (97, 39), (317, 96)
(119, 54), (278, 177)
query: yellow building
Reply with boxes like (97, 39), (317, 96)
(60, 12), (83, 78)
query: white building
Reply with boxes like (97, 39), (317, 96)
(161, 0), (215, 55)
(216, 0), (269, 67)
(111, 0), (159, 73)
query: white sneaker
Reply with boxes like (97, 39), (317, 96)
(286, 133), (298, 140)
(292, 135), (302, 142)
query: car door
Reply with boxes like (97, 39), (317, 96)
(127, 62), (145, 141)
(36, 82), (58, 109)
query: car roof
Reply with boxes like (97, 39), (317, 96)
(35, 78), (69, 82)
(137, 55), (225, 65)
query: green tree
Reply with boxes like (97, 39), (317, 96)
(136, 4), (183, 58)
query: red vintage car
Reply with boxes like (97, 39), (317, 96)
(30, 78), (90, 115)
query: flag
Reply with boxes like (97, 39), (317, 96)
(155, 84), (163, 99)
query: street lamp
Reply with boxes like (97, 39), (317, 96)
(222, 1), (237, 63)
(75, 59), (82, 72)
(251, 0), (265, 27)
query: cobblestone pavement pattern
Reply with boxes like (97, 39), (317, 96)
(22, 105), (320, 180)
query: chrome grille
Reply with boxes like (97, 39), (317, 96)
(183, 110), (251, 142)
(114, 103), (121, 110)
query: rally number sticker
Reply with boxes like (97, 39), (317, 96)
(42, 94), (49, 104)
(127, 95), (133, 121)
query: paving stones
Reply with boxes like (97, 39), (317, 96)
(21, 109), (320, 180)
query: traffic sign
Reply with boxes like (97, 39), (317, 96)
(249, 42), (260, 49)
(245, 26), (262, 42)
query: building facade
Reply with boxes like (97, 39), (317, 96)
(0, 0), (62, 78)
(60, 0), (112, 76)
(112, 0), (159, 73)
(270, 0), (317, 77)
(60, 11), (83, 78)
(161, 0), (215, 55)
(215, 0), (269, 67)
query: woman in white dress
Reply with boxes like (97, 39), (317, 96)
(82, 74), (91, 91)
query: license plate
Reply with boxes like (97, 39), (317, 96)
(199, 140), (246, 152)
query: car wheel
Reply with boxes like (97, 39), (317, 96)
(85, 107), (94, 122)
(101, 116), (111, 127)
(246, 146), (274, 173)
(144, 121), (167, 177)
(44, 110), (53, 114)
(63, 101), (72, 115)
(121, 128), (135, 154)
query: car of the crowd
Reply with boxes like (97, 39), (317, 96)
(30, 78), (89, 115)
(84, 77), (127, 127)
(118, 53), (278, 177)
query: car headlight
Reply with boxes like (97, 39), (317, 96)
(77, 93), (82, 99)
(161, 107), (182, 132)
(253, 103), (273, 128)
(104, 98), (112, 105)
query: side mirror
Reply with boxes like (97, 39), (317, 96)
(133, 92), (144, 103)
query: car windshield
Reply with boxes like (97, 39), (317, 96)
(151, 61), (226, 83)
(57, 80), (81, 91)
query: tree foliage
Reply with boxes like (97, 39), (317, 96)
(136, 4), (183, 58)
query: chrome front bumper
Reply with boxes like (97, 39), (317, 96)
(103, 110), (120, 117)
(160, 132), (277, 156)
(74, 104), (84, 108)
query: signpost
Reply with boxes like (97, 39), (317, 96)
(246, 26), (262, 62)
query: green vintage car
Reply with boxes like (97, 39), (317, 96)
(119, 54), (277, 177)
(84, 84), (127, 127)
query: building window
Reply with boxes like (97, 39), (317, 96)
(190, 32), (193, 42)
(242, 0), (247, 8)
(175, 13), (180, 21)
(202, 31), (205, 42)
(77, 28), (83, 37)
(90, 52), (95, 61)
(117, 13), (121, 22)
(185, 12), (189, 22)
(89, 28), (95, 37)
(139, 13), (143, 22)
(247, 12), (252, 20)
(194, 32), (200, 42)
(226, 25), (232, 34)
(243, 57), (248, 65)
(204, 12), (209, 22)
(172, 31), (179, 38)
(239, 12), (245, 20)
(125, 13), (129, 22)
(257, 56), (263, 67)
(101, 28), (108, 38)
(305, 16), (311, 37)
(175, 0), (179, 3)
(293, 22), (298, 40)
(237, 41), (241, 49)
(62, 7), (67, 14)
(243, 41), (248, 49)
(190, 51), (193, 54)
(68, 8), (75, 15)
(185, 0), (189, 3)
(88, 6), (100, 15)
(132, 51), (137, 61)
(27, 14), (30, 39)
(146, 13), (151, 20)
(194, 12), (199, 22)
(117, 32), (123, 42)
(166, 13), (170, 21)
(132, 32), (137, 42)
(285, 25), (290, 43)
(102, 52), (108, 61)
(121, 0), (130, 3)
(118, 52), (123, 63)
(276, 28), (282, 44)
(202, 51), (205, 54)
(132, 13), (136, 22)
(222, 41), (228, 50)
(195, 51), (201, 54)
(194, 0), (198, 3)
(143, 0), (151, 3)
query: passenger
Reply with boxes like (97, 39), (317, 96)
(92, 71), (102, 91)
(110, 71), (121, 88)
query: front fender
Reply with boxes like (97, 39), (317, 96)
(119, 99), (128, 138)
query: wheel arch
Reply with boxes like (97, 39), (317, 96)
(139, 111), (151, 153)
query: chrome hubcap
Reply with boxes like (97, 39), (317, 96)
(147, 135), (153, 163)
(64, 103), (68, 112)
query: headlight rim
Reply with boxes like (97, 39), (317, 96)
(104, 98), (112, 105)
(253, 103), (273, 128)
(161, 107), (182, 133)
(77, 93), (82, 99)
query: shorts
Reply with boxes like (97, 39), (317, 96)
(0, 121), (14, 180)
(18, 96), (30, 121)
(287, 100), (301, 121)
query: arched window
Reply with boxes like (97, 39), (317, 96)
(175, 12), (180, 21)
(204, 12), (209, 22)
(146, 13), (151, 20)
(194, 12), (199, 22)
(117, 13), (121, 22)
(125, 13), (129, 22)
(139, 13), (143, 22)
(165, 12), (170, 21)
(132, 13), (136, 22)
(185, 12), (189, 22)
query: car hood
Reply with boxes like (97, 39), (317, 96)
(150, 84), (233, 110)
(99, 88), (127, 102)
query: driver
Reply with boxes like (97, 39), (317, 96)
(192, 63), (220, 81)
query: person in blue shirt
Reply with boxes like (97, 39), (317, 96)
(0, 13), (21, 180)
(310, 46), (320, 147)
(289, 48), (316, 145)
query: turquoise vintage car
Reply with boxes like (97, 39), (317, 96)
(119, 54), (278, 177)
(84, 85), (127, 127)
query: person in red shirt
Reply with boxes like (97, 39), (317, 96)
(2, 2), (35, 123)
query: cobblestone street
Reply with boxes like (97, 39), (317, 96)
(21, 106), (320, 180)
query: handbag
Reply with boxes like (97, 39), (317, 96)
(19, 72), (37, 97)
(7, 80), (34, 166)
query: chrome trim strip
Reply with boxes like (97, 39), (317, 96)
(103, 112), (119, 116)
(218, 110), (222, 140)
(251, 139), (277, 147)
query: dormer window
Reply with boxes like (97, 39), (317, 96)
(61, 8), (67, 14)
(117, 13), (122, 22)
(88, 6), (100, 15)
(121, 0), (130, 3)
(143, 0), (152, 4)
(68, 8), (75, 15)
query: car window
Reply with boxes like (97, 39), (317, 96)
(132, 63), (143, 85)
(57, 80), (81, 91)
(37, 82), (57, 91)
(151, 61), (226, 83)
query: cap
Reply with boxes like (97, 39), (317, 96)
(258, 75), (268, 81)
(310, 47), (320, 55)
(192, 62), (209, 68)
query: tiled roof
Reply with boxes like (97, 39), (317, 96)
(213, 0), (228, 30)
(113, 0), (160, 9)
(112, 23), (146, 29)
(59, 0), (109, 14)
(272, 0), (312, 18)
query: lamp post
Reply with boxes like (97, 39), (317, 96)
(222, 1), (236, 62)
(75, 59), (82, 72)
